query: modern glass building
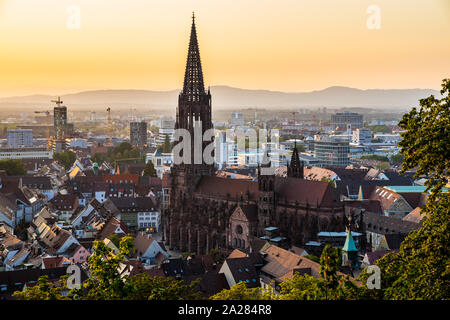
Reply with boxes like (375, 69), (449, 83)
(313, 136), (350, 167)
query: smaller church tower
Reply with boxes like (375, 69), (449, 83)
(257, 150), (275, 235)
(287, 142), (304, 179)
(342, 225), (359, 269)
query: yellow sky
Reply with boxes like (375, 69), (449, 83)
(0, 0), (449, 97)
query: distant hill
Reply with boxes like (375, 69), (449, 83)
(0, 86), (440, 111)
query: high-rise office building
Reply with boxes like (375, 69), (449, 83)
(157, 117), (175, 145)
(313, 136), (350, 167)
(331, 112), (363, 130)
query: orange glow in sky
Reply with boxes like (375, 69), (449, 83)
(0, 0), (449, 96)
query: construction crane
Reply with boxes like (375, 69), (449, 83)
(34, 110), (51, 150)
(51, 96), (63, 107)
(130, 107), (137, 122)
(106, 107), (112, 146)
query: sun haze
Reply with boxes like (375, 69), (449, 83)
(0, 0), (449, 97)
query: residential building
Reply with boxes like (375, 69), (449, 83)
(7, 129), (33, 148)
(0, 148), (53, 160)
(134, 232), (169, 265)
(231, 112), (244, 126)
(352, 128), (373, 144)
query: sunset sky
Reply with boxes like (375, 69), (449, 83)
(0, 0), (449, 97)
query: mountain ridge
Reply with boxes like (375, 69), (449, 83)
(0, 85), (440, 110)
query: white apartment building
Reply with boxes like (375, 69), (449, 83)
(7, 129), (33, 148)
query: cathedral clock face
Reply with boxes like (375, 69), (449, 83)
(236, 225), (243, 235)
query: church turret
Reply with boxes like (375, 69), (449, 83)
(287, 142), (304, 179)
(342, 220), (359, 269)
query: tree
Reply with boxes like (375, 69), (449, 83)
(13, 275), (70, 300)
(53, 151), (76, 170)
(304, 254), (320, 264)
(278, 245), (373, 300)
(375, 162), (390, 171)
(365, 125), (392, 134)
(291, 144), (305, 152)
(361, 78), (450, 299)
(360, 155), (389, 162)
(124, 273), (203, 300)
(161, 134), (172, 153)
(71, 235), (135, 300)
(143, 161), (157, 177)
(0, 159), (27, 176)
(209, 248), (225, 264)
(321, 178), (336, 188)
(389, 153), (404, 165)
(108, 233), (122, 248)
(210, 281), (274, 300)
(15, 235), (205, 300)
(181, 252), (196, 260)
(397, 78), (450, 200)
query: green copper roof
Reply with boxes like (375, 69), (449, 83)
(343, 230), (358, 252)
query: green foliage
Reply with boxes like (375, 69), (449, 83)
(143, 161), (157, 177)
(124, 273), (203, 300)
(278, 245), (375, 300)
(376, 162), (390, 171)
(0, 159), (27, 176)
(291, 144), (306, 152)
(210, 281), (274, 300)
(108, 234), (122, 248)
(92, 142), (143, 166)
(389, 153), (404, 165)
(364, 78), (450, 300)
(365, 125), (392, 134)
(304, 254), (320, 263)
(53, 151), (77, 170)
(320, 178), (337, 188)
(357, 194), (450, 300)
(398, 78), (450, 201)
(149, 125), (160, 134)
(15, 235), (204, 300)
(13, 275), (70, 300)
(360, 155), (390, 162)
(72, 235), (135, 299)
(13, 220), (29, 241)
(209, 248), (225, 264)
(160, 134), (172, 153)
(181, 252), (196, 260)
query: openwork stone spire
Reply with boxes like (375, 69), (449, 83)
(182, 12), (205, 101)
(287, 142), (304, 179)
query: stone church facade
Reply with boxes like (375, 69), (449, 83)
(167, 15), (346, 255)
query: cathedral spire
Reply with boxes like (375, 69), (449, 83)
(182, 12), (205, 100)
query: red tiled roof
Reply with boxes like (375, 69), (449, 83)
(195, 176), (259, 201)
(103, 174), (139, 185)
(275, 177), (341, 207)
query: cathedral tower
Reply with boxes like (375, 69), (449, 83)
(287, 143), (304, 179)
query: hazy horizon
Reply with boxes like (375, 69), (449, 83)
(0, 84), (444, 99)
